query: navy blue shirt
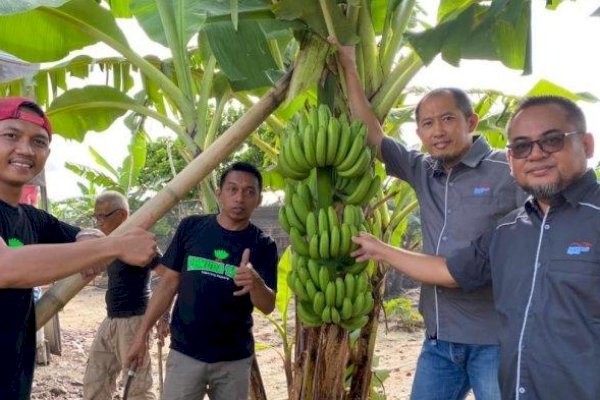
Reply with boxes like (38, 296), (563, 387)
(0, 201), (79, 400)
(161, 214), (278, 363)
(448, 170), (600, 399)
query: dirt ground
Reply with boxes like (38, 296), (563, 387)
(31, 286), (428, 400)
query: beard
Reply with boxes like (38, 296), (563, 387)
(431, 151), (463, 168)
(521, 182), (564, 201)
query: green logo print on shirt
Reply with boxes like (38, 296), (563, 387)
(187, 249), (237, 278)
(8, 238), (24, 248)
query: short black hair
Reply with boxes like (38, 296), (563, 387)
(511, 95), (586, 133)
(219, 162), (263, 191)
(415, 88), (474, 122)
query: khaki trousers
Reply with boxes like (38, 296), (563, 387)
(83, 315), (155, 400)
(162, 349), (252, 400)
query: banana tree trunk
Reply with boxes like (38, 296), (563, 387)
(35, 71), (292, 329)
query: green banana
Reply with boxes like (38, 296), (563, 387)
(296, 258), (310, 285)
(336, 128), (366, 172)
(355, 271), (368, 295)
(341, 297), (353, 320)
(318, 104), (331, 129)
(278, 207), (291, 234)
(322, 306), (332, 323)
(293, 276), (310, 302)
(342, 172), (373, 204)
(278, 149), (307, 180)
(327, 206), (339, 230)
(309, 107), (319, 132)
(291, 193), (310, 226)
(339, 223), (352, 256)
(326, 117), (340, 165)
(333, 116), (352, 166)
(313, 291), (326, 316)
(325, 281), (336, 307)
(330, 225), (341, 258)
(339, 315), (368, 331)
(331, 307), (341, 324)
(307, 259), (320, 287)
(315, 124), (328, 166)
(352, 292), (365, 317)
(318, 267), (330, 292)
(344, 260), (369, 275)
(337, 148), (371, 178)
(285, 204), (305, 234)
(344, 273), (356, 301)
(290, 227), (309, 256)
(286, 271), (297, 291)
(289, 133), (311, 172)
(297, 112), (309, 134)
(305, 280), (318, 300)
(302, 125), (318, 167)
(318, 208), (329, 234)
(298, 301), (322, 327)
(309, 234), (320, 259)
(296, 182), (313, 207)
(360, 292), (374, 316)
(319, 231), (330, 259)
(356, 175), (381, 206)
(335, 277), (345, 308)
(306, 211), (318, 237)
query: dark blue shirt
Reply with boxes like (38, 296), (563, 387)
(448, 170), (600, 399)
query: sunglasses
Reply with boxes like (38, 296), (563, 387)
(507, 130), (584, 159)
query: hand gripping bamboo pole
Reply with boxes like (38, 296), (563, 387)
(35, 71), (292, 329)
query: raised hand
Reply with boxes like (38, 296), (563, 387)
(233, 248), (261, 296)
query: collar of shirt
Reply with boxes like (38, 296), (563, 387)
(524, 169), (598, 217)
(430, 135), (492, 177)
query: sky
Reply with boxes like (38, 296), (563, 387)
(43, 1), (600, 201)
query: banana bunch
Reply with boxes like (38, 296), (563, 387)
(278, 181), (314, 236)
(288, 256), (374, 330)
(277, 105), (374, 180)
(335, 171), (382, 206)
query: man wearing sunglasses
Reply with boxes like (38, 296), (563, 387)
(352, 95), (599, 399)
(83, 191), (160, 400)
(333, 37), (525, 399)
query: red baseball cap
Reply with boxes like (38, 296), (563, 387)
(0, 97), (52, 139)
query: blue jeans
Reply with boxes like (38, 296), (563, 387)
(410, 337), (501, 400)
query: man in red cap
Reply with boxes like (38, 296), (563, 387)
(0, 97), (159, 400)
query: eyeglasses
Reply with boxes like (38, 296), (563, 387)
(93, 209), (122, 222)
(507, 130), (584, 159)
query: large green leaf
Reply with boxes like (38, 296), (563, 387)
(0, 0), (129, 63)
(203, 17), (291, 90)
(274, 0), (359, 45)
(64, 162), (119, 189)
(46, 85), (138, 141)
(525, 79), (595, 101)
(120, 131), (147, 191)
(275, 246), (293, 316)
(130, 0), (207, 48)
(406, 0), (531, 72)
(88, 146), (119, 178)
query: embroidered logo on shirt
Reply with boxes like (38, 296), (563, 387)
(473, 186), (491, 196)
(7, 238), (24, 248)
(566, 241), (592, 255)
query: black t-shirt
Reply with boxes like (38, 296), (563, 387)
(0, 200), (79, 400)
(161, 214), (278, 363)
(106, 257), (157, 318)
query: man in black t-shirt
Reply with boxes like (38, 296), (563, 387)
(83, 191), (157, 400)
(0, 97), (157, 400)
(127, 162), (278, 400)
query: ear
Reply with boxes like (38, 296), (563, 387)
(506, 150), (516, 177)
(582, 133), (594, 159)
(467, 113), (479, 133)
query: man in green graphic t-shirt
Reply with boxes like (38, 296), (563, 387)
(127, 162), (278, 400)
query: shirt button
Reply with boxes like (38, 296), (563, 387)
(442, 236), (448, 241)
(449, 182), (454, 187)
(544, 224), (550, 230)
(519, 387), (526, 394)
(447, 209), (452, 214)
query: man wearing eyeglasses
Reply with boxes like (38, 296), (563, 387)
(333, 37), (525, 399)
(352, 95), (599, 399)
(83, 191), (159, 400)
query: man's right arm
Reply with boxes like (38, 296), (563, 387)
(331, 37), (385, 155)
(351, 232), (459, 287)
(127, 265), (180, 368)
(0, 228), (157, 288)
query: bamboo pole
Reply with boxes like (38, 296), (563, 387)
(35, 71), (292, 329)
